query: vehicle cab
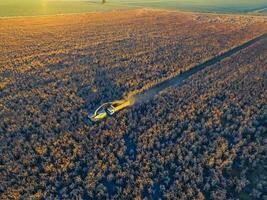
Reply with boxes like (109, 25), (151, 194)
(106, 105), (115, 115)
(88, 104), (109, 122)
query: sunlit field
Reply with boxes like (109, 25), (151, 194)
(1, 0), (267, 17)
(1, 0), (267, 198)
(0, 0), (131, 17)
(1, 8), (267, 198)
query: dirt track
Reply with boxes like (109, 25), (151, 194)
(135, 32), (267, 104)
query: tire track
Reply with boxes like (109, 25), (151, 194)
(135, 32), (267, 104)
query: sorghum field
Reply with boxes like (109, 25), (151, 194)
(0, 9), (267, 199)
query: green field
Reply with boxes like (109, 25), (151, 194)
(0, 0), (132, 17)
(0, 0), (267, 17)
(118, 0), (267, 13)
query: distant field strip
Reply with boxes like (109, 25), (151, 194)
(250, 7), (267, 13)
(135, 32), (267, 104)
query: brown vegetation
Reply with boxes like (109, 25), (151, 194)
(1, 9), (267, 106)
(0, 9), (267, 199)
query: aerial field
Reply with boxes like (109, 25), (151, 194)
(1, 9), (267, 109)
(0, 8), (267, 199)
(99, 35), (267, 200)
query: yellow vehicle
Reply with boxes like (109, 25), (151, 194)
(88, 99), (134, 122)
(106, 99), (133, 116)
